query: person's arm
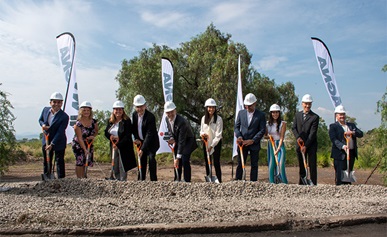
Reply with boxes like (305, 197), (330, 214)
(252, 112), (266, 143)
(50, 113), (69, 148)
(141, 114), (157, 153)
(88, 119), (98, 140)
(176, 119), (188, 159)
(329, 123), (345, 150)
(292, 112), (300, 140)
(211, 116), (223, 148)
(234, 111), (243, 143)
(351, 124), (363, 138)
(74, 123), (87, 154)
(276, 121), (286, 153)
(305, 115), (319, 148)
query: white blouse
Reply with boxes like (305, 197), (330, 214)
(200, 115), (223, 155)
(266, 121), (286, 141)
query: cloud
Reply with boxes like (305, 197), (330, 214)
(141, 11), (187, 28)
(256, 56), (287, 71)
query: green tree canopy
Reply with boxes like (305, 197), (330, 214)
(115, 24), (298, 143)
(0, 84), (17, 174)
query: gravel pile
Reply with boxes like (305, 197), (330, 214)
(0, 179), (386, 233)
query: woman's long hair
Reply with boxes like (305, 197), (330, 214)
(204, 107), (218, 125)
(109, 109), (129, 124)
(77, 107), (93, 121)
(268, 111), (282, 133)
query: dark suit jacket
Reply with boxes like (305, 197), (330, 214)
(105, 118), (136, 171)
(166, 114), (198, 156)
(132, 110), (160, 154)
(234, 109), (266, 150)
(292, 110), (319, 149)
(329, 121), (363, 160)
(38, 107), (69, 150)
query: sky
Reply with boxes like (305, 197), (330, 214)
(0, 0), (386, 139)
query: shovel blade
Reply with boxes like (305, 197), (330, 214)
(302, 177), (314, 186)
(274, 175), (282, 184)
(205, 176), (212, 182)
(341, 170), (356, 183)
(41, 173), (55, 181)
(211, 176), (220, 183)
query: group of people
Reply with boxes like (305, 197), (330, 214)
(39, 91), (363, 185)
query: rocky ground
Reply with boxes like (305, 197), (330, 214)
(0, 162), (386, 235)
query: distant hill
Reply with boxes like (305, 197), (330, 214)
(16, 132), (39, 140)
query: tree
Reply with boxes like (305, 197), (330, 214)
(0, 84), (18, 175)
(375, 64), (387, 184)
(115, 24), (298, 144)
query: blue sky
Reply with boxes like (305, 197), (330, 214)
(0, 0), (386, 139)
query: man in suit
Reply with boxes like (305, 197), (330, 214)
(164, 101), (198, 182)
(234, 93), (266, 181)
(38, 92), (69, 179)
(329, 105), (363, 185)
(292, 94), (319, 185)
(132, 95), (160, 181)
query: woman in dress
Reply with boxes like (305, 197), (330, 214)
(266, 104), (288, 184)
(199, 98), (223, 183)
(72, 101), (98, 178)
(104, 100), (136, 181)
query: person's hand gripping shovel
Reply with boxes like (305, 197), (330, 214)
(297, 140), (314, 185)
(134, 141), (143, 181)
(237, 141), (246, 181)
(84, 138), (93, 178)
(167, 143), (181, 182)
(269, 135), (282, 184)
(41, 131), (55, 181)
(201, 135), (219, 183)
(342, 133), (356, 183)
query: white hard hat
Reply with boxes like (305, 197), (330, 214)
(133, 95), (146, 106)
(50, 92), (63, 101)
(269, 104), (281, 112)
(302, 94), (313, 103)
(244, 93), (257, 105)
(80, 101), (92, 109)
(334, 105), (346, 114)
(204, 98), (217, 107)
(112, 100), (125, 109)
(164, 101), (176, 112)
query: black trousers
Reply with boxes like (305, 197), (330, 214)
(296, 145), (317, 185)
(138, 150), (157, 181)
(175, 154), (191, 182)
(202, 140), (222, 182)
(42, 145), (66, 178)
(236, 146), (260, 181)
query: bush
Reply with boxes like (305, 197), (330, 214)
(0, 86), (18, 175)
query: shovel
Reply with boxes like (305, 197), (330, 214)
(41, 132), (55, 181)
(168, 143), (181, 182)
(269, 135), (282, 184)
(201, 136), (219, 183)
(107, 138), (118, 180)
(341, 134), (356, 183)
(134, 141), (143, 181)
(237, 142), (246, 181)
(297, 140), (313, 185)
(84, 138), (93, 178)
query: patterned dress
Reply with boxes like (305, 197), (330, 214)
(72, 119), (97, 166)
(267, 121), (288, 184)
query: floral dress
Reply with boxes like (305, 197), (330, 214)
(72, 119), (97, 166)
